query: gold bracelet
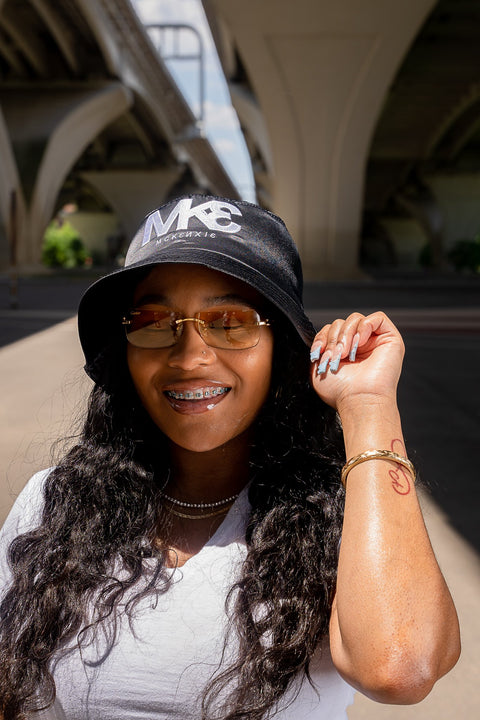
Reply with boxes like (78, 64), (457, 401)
(341, 449), (416, 488)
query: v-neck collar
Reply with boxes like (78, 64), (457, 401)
(169, 484), (251, 572)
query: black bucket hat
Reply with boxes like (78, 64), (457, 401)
(78, 194), (316, 384)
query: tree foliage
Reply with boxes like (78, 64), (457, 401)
(42, 221), (88, 268)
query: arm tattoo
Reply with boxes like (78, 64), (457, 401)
(389, 438), (411, 495)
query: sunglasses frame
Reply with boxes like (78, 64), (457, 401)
(122, 307), (270, 350)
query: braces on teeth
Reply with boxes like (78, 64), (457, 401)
(167, 387), (229, 400)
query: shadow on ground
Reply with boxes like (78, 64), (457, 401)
(0, 273), (101, 346)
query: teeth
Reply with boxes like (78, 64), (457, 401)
(166, 387), (229, 401)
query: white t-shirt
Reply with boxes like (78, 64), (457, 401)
(0, 470), (355, 719)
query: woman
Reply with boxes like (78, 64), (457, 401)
(0, 195), (460, 719)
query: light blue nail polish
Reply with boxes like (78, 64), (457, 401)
(349, 338), (359, 362)
(317, 356), (329, 374)
(310, 345), (322, 362)
(329, 354), (341, 373)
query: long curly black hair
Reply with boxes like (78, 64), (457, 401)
(0, 309), (345, 720)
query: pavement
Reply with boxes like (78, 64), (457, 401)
(0, 271), (479, 719)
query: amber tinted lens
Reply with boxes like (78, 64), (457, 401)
(125, 309), (177, 348)
(198, 308), (261, 349)
(124, 307), (264, 349)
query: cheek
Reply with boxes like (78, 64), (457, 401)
(127, 345), (142, 387)
(244, 337), (274, 406)
(126, 345), (154, 399)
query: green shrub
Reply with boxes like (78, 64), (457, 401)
(418, 242), (433, 268)
(42, 221), (88, 268)
(447, 237), (480, 273)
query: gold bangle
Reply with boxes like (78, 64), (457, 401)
(341, 449), (416, 488)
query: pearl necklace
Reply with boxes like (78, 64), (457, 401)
(161, 491), (239, 509)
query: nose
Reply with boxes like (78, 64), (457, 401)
(166, 320), (215, 370)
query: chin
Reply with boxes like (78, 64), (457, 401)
(171, 438), (234, 454)
(168, 426), (252, 455)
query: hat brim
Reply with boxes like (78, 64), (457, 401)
(78, 249), (316, 384)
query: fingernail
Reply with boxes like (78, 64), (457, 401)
(349, 334), (359, 362)
(329, 352), (341, 373)
(317, 354), (330, 374)
(310, 344), (322, 362)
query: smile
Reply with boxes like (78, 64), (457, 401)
(165, 387), (230, 401)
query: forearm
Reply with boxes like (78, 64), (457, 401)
(329, 395), (460, 702)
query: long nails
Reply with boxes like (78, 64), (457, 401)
(329, 346), (342, 373)
(329, 354), (341, 373)
(317, 352), (331, 374)
(315, 335), (360, 377)
(310, 344), (322, 362)
(349, 333), (360, 362)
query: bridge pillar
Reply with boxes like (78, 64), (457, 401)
(206, 0), (436, 279)
(0, 106), (26, 268)
(80, 169), (185, 241)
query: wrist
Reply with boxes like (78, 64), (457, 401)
(336, 392), (398, 421)
(337, 395), (403, 460)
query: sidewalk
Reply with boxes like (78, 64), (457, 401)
(0, 318), (91, 523)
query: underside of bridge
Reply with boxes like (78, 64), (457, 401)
(364, 0), (480, 271)
(204, 0), (480, 279)
(0, 0), (239, 270)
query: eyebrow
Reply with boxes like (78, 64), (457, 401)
(134, 293), (168, 306)
(134, 293), (256, 308)
(205, 294), (255, 307)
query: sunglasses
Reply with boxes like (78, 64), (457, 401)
(122, 306), (270, 350)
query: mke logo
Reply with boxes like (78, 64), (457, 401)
(141, 198), (242, 246)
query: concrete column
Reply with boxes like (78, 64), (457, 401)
(80, 169), (185, 241)
(27, 84), (133, 264)
(0, 106), (26, 266)
(207, 0), (437, 279)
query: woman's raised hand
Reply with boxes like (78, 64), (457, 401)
(310, 312), (405, 414)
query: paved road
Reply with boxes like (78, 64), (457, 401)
(0, 272), (479, 719)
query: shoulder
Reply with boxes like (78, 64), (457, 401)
(0, 468), (52, 542)
(0, 469), (52, 595)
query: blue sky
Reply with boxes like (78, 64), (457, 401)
(133, 0), (255, 201)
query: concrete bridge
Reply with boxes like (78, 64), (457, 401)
(204, 0), (480, 279)
(0, 0), (239, 270)
(2, 0), (480, 280)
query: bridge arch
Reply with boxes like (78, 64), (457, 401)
(362, 0), (480, 269)
(204, 0), (437, 278)
(27, 84), (133, 264)
(0, 0), (238, 271)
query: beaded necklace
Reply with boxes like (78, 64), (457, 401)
(161, 491), (239, 509)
